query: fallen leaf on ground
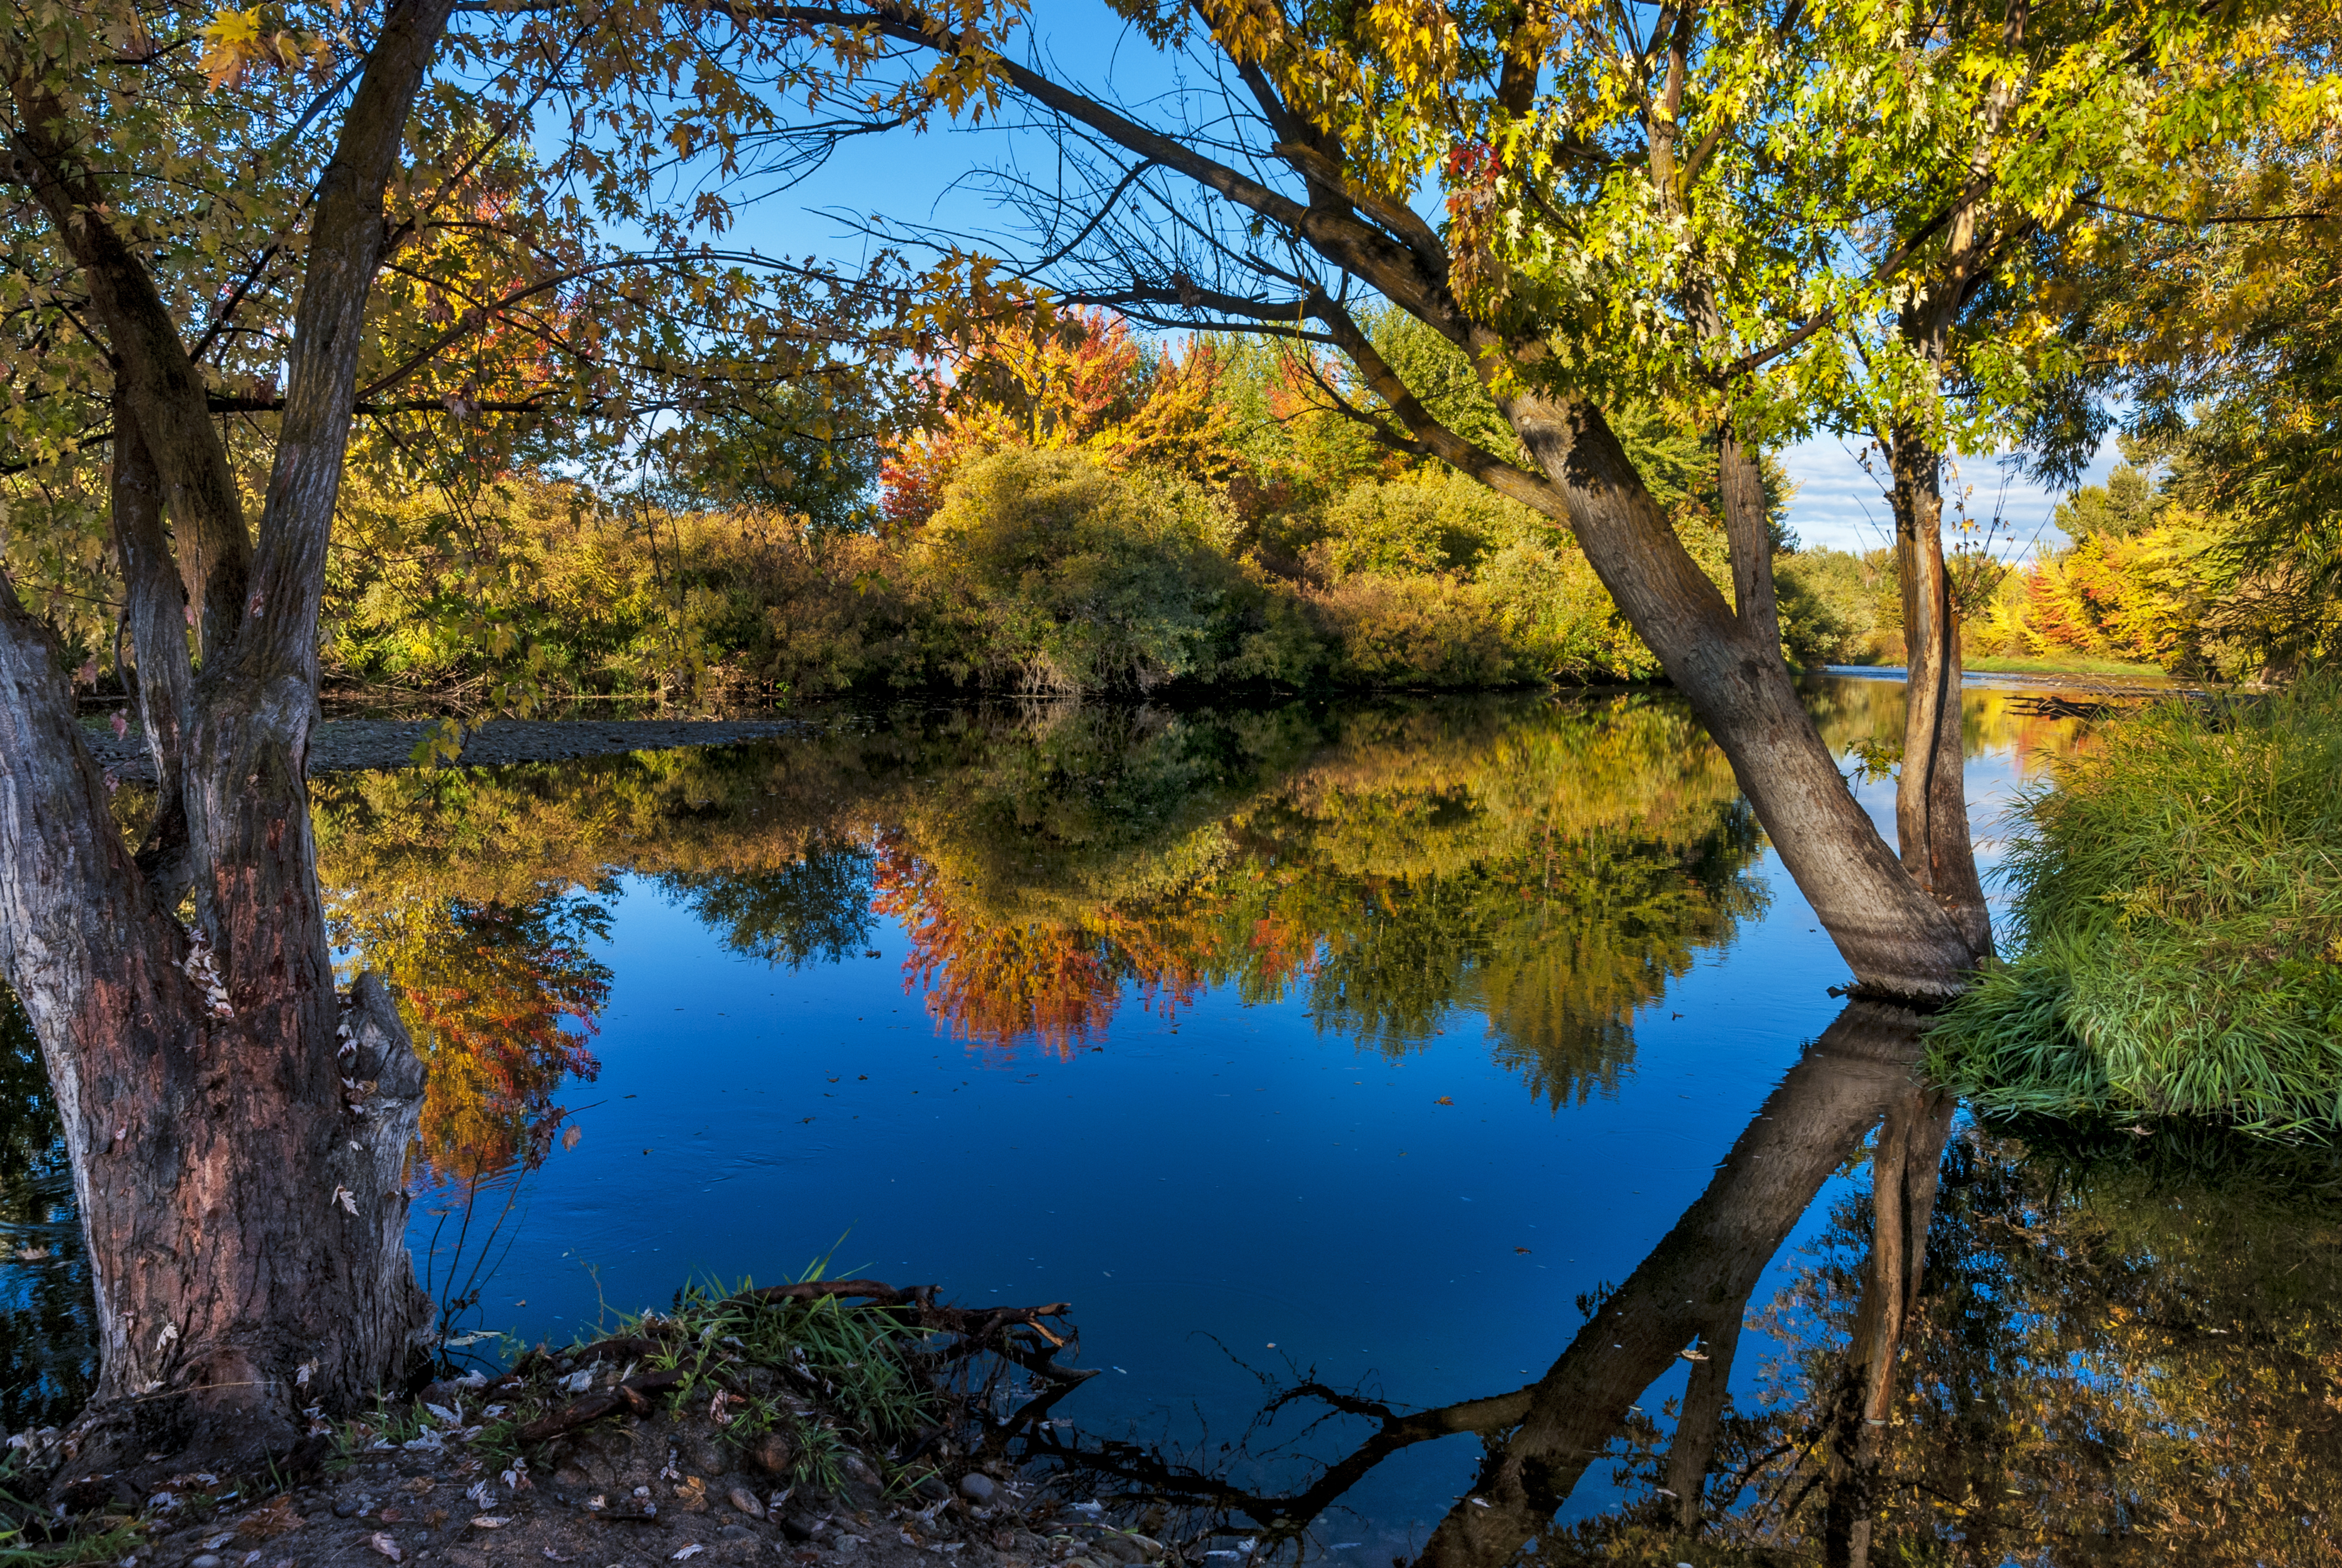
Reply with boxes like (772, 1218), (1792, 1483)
(235, 1496), (305, 1540)
(368, 1532), (402, 1562)
(471, 1517), (512, 1529)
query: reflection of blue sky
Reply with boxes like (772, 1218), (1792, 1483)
(404, 682), (2078, 1552)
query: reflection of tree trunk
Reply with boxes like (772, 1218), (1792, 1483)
(1410, 1001), (1930, 1568)
(1661, 1288), (1747, 1532)
(1819, 1086), (1959, 1568)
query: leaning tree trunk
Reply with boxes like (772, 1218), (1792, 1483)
(1886, 425), (1992, 956)
(1495, 388), (1988, 998)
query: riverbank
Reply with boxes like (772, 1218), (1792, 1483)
(1929, 677), (2342, 1133)
(12, 1282), (1160, 1568)
(78, 718), (816, 786)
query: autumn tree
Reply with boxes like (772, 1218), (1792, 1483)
(0, 0), (955, 1472)
(880, 306), (1238, 528)
(765, 0), (2283, 999)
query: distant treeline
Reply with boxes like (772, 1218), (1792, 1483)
(1777, 440), (2342, 683)
(311, 310), (1878, 705)
(29, 308), (2323, 707)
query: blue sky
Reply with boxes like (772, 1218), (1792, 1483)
(1778, 435), (2112, 559)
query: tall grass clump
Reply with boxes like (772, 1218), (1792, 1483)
(1929, 677), (2342, 1134)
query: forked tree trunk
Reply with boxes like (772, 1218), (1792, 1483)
(1885, 426), (1991, 956)
(0, 0), (458, 1478)
(0, 581), (434, 1475)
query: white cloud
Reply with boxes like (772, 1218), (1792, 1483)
(1778, 434), (2119, 560)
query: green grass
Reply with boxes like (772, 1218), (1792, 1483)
(1962, 653), (2169, 678)
(1929, 678), (2342, 1135)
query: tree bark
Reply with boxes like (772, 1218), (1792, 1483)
(107, 393), (198, 903)
(1719, 424), (1780, 651)
(1884, 424), (1992, 956)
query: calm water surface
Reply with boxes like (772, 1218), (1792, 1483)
(5, 676), (2338, 1562)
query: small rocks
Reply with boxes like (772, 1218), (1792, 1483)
(726, 1487), (766, 1520)
(957, 1474), (998, 1505)
(191, 1555), (224, 1568)
(747, 1433), (796, 1477)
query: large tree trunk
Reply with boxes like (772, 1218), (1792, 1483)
(1497, 390), (1988, 998)
(1885, 426), (1993, 956)
(0, 0), (458, 1478)
(0, 583), (432, 1475)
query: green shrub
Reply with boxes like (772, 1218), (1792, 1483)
(913, 448), (1240, 694)
(1320, 470), (1522, 577)
(1929, 679), (2342, 1133)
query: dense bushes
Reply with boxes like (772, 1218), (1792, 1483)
(1928, 681), (2342, 1133)
(323, 451), (1712, 700)
(310, 308), (1883, 704)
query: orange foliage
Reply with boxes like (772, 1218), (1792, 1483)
(372, 897), (609, 1183)
(880, 308), (1239, 528)
(870, 833), (1219, 1056)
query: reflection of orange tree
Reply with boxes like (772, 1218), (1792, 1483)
(339, 892), (611, 1182)
(867, 695), (1764, 1093)
(873, 831), (1223, 1055)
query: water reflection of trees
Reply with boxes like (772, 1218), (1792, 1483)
(867, 698), (1767, 1098)
(309, 694), (1768, 1108)
(331, 891), (612, 1182)
(1024, 1003), (2342, 1567)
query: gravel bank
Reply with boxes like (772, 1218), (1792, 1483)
(81, 718), (812, 785)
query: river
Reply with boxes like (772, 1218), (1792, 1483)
(4, 674), (2336, 1563)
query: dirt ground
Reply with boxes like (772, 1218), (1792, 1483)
(120, 1400), (1171, 1568)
